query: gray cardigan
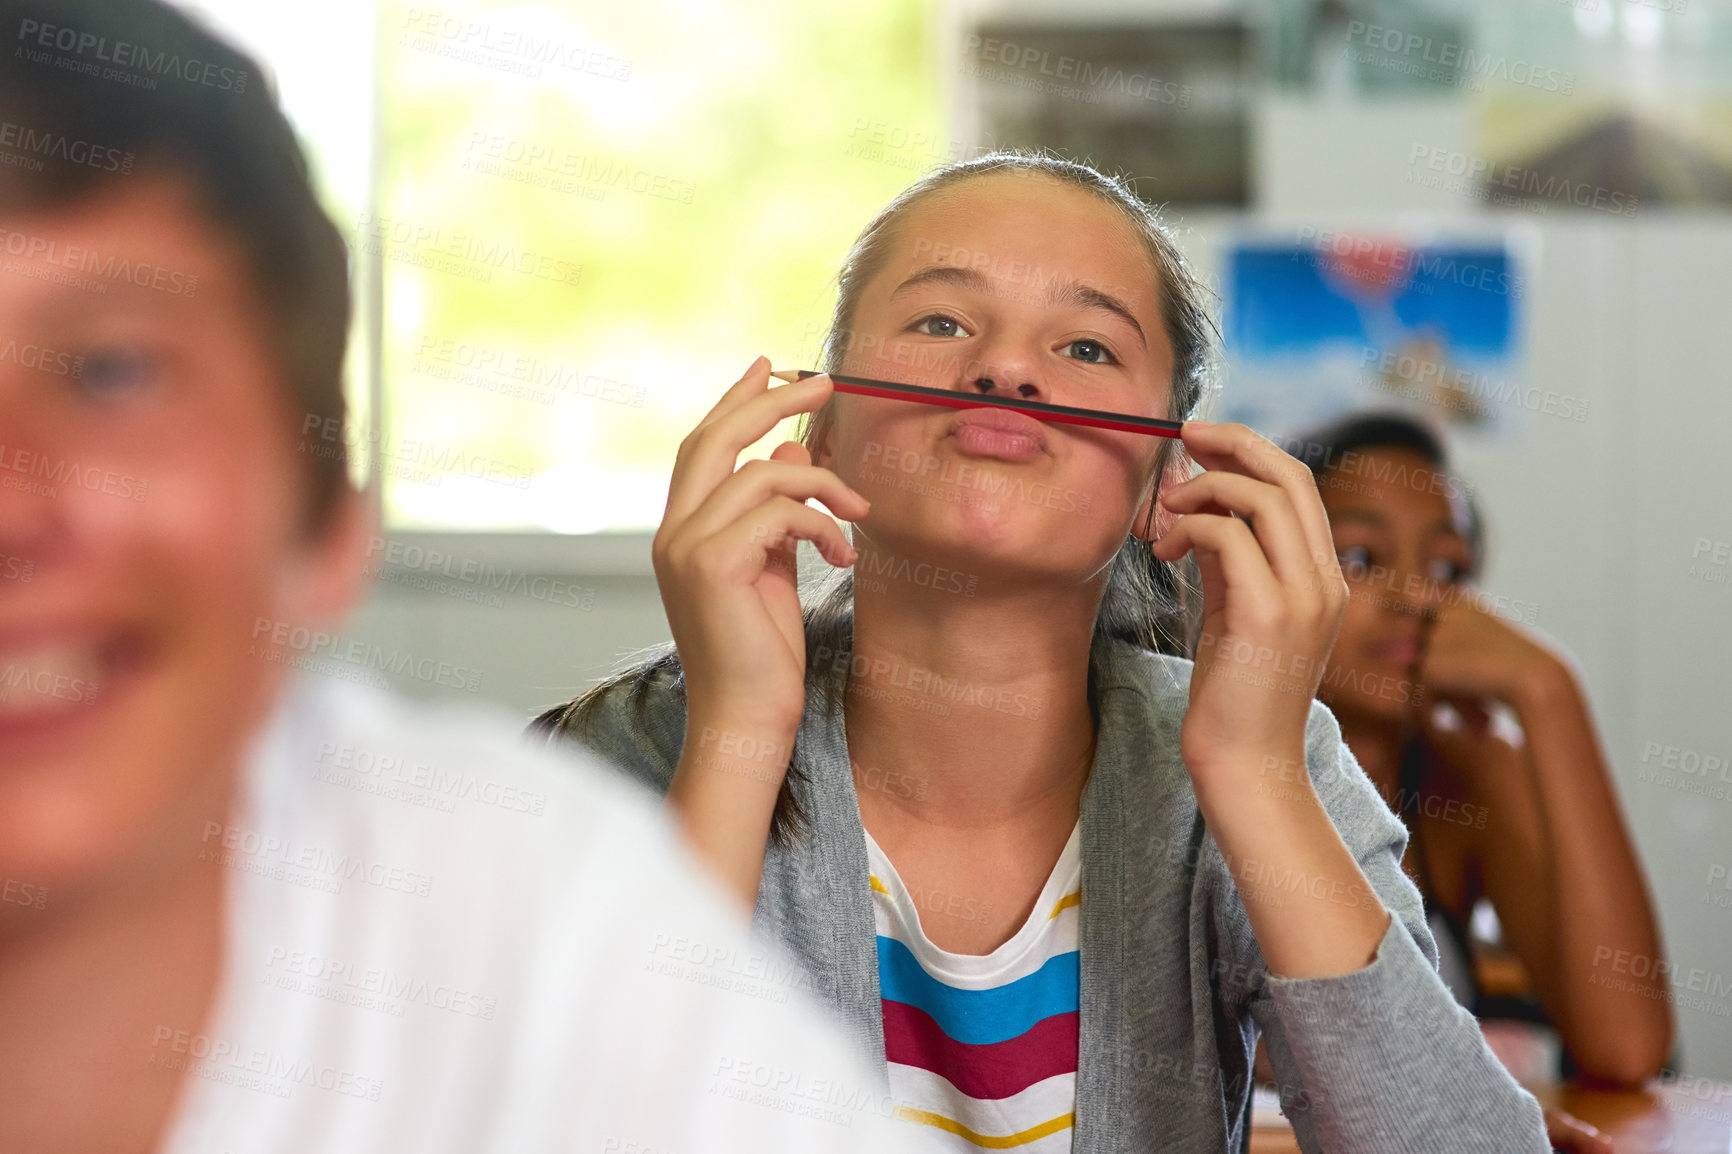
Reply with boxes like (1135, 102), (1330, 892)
(538, 635), (1548, 1153)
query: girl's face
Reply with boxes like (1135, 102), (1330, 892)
(814, 172), (1176, 592)
(1316, 447), (1472, 724)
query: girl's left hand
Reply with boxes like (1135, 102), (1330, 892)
(1420, 594), (1564, 710)
(1543, 1104), (1615, 1154)
(1151, 421), (1348, 779)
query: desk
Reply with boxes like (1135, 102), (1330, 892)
(1248, 1081), (1732, 1153)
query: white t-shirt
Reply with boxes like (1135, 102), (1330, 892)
(158, 677), (934, 1154)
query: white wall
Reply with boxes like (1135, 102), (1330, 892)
(348, 91), (1732, 1079)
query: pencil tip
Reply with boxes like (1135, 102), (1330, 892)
(768, 370), (800, 382)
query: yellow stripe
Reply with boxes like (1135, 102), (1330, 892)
(895, 1106), (1075, 1148)
(870, 875), (890, 894)
(1047, 891), (1080, 920)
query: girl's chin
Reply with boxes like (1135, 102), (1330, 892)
(864, 523), (1119, 583)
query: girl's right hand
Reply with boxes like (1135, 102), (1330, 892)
(652, 356), (869, 742)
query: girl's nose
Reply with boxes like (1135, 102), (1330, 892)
(965, 350), (1046, 402)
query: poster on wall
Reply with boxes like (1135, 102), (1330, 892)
(1220, 230), (1548, 438)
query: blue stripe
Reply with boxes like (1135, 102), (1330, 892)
(876, 936), (1079, 1047)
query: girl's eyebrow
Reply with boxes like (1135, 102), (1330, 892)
(1051, 281), (1146, 349)
(889, 264), (1147, 349)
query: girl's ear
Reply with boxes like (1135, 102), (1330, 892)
(805, 404), (836, 471)
(1130, 447), (1193, 542)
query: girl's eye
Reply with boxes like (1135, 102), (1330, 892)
(1427, 558), (1465, 584)
(1061, 338), (1115, 365)
(914, 314), (969, 339)
(75, 346), (156, 396)
(1338, 546), (1374, 581)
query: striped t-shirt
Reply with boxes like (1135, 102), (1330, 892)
(865, 824), (1081, 1152)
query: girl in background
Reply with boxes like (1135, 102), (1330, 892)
(1292, 412), (1671, 1151)
(538, 155), (1547, 1153)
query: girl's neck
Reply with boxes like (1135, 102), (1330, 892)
(842, 575), (1102, 832)
(1331, 705), (1419, 800)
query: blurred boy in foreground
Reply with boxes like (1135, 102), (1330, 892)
(0, 2), (925, 1151)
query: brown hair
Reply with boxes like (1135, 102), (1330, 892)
(0, 0), (352, 527)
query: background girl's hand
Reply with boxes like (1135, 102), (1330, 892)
(1420, 593), (1565, 711)
(1543, 1104), (1615, 1154)
(1151, 421), (1348, 779)
(653, 356), (869, 736)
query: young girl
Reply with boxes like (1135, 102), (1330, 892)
(536, 153), (1548, 1153)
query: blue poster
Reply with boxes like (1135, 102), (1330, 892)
(1221, 232), (1531, 436)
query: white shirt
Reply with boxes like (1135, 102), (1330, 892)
(159, 677), (935, 1154)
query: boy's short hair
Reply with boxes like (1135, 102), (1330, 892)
(0, 0), (351, 525)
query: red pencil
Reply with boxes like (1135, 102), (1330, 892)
(769, 369), (1182, 439)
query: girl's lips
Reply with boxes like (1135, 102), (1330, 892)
(1374, 638), (1423, 666)
(946, 406), (1048, 463)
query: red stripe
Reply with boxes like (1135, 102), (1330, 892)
(882, 999), (1078, 1101)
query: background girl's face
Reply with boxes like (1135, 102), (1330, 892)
(814, 171), (1177, 592)
(1317, 447), (1472, 724)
